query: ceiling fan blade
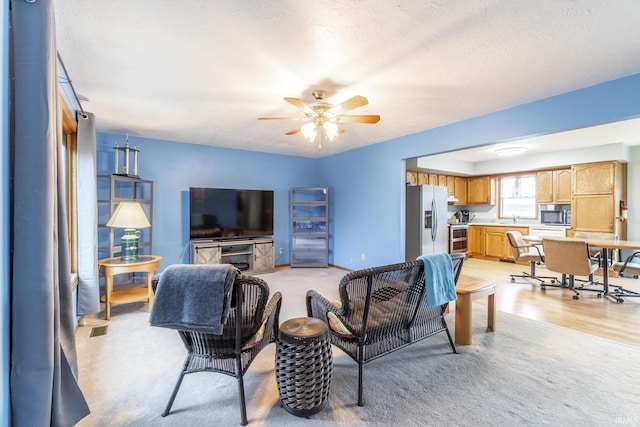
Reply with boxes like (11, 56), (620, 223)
(336, 114), (381, 124)
(328, 95), (369, 115)
(284, 97), (315, 116)
(285, 128), (301, 135)
(258, 116), (312, 122)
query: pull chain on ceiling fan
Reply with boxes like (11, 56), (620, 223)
(258, 90), (380, 148)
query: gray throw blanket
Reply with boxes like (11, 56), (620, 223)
(149, 264), (239, 334)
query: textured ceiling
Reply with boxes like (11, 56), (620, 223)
(55, 1), (640, 158)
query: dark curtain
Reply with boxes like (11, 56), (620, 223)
(10, 0), (90, 425)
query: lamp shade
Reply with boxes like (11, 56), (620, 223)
(106, 201), (151, 229)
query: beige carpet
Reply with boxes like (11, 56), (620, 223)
(75, 267), (640, 426)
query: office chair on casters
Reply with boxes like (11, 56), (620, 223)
(574, 232), (619, 273)
(506, 231), (556, 286)
(612, 250), (640, 279)
(541, 238), (602, 300)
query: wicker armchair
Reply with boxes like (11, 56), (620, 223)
(306, 253), (465, 406)
(155, 273), (282, 426)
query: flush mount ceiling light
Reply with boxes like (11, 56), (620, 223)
(259, 90), (380, 148)
(494, 146), (527, 157)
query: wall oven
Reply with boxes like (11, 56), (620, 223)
(449, 224), (468, 254)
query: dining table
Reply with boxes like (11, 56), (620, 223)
(523, 235), (640, 302)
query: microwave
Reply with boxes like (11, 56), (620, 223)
(541, 209), (570, 225)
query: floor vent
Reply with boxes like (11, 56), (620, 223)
(90, 325), (108, 337)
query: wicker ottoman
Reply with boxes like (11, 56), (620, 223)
(275, 317), (333, 417)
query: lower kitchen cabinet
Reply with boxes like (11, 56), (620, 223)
(468, 225), (529, 261)
(484, 227), (507, 259)
(468, 226), (484, 256)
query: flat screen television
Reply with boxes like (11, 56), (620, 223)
(189, 187), (274, 240)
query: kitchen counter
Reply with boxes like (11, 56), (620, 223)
(448, 223), (469, 228)
(466, 223), (569, 260)
(467, 222), (570, 229)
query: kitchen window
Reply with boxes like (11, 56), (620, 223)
(499, 174), (536, 220)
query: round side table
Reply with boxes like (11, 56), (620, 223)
(275, 317), (333, 417)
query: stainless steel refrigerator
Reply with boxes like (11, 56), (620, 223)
(406, 185), (449, 260)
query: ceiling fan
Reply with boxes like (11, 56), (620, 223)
(258, 90), (380, 148)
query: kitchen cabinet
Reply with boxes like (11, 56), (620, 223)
(571, 161), (626, 236)
(454, 177), (467, 205)
(417, 172), (429, 185)
(536, 169), (571, 203)
(406, 171), (417, 185)
(406, 173), (467, 204)
(406, 171), (450, 192)
(573, 162), (615, 195)
(484, 227), (507, 259)
(555, 169), (572, 202)
(573, 195), (616, 233)
(446, 176), (455, 198)
(468, 225), (484, 256)
(468, 225), (529, 260)
(466, 176), (495, 205)
(490, 226), (530, 260)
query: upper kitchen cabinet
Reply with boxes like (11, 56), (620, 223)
(466, 176), (495, 205)
(406, 171), (449, 188)
(454, 177), (467, 205)
(571, 161), (626, 237)
(406, 171), (418, 185)
(536, 169), (571, 203)
(417, 172), (429, 185)
(446, 176), (455, 197)
(572, 161), (617, 195)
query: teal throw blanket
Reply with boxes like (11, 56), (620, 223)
(417, 253), (456, 306)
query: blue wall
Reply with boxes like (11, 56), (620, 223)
(322, 73), (640, 268)
(97, 74), (640, 273)
(96, 134), (322, 271)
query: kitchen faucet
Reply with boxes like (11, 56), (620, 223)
(513, 214), (519, 223)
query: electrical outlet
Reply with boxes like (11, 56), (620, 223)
(279, 247), (284, 254)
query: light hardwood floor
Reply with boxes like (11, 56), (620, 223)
(461, 257), (640, 347)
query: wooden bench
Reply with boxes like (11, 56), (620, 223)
(454, 274), (496, 345)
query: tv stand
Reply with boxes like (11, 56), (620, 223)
(190, 238), (275, 274)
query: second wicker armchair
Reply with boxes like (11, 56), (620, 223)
(306, 253), (465, 406)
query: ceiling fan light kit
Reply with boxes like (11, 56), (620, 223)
(259, 90), (380, 148)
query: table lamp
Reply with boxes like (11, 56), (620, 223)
(106, 201), (151, 261)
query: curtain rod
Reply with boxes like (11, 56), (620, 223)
(57, 52), (88, 119)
